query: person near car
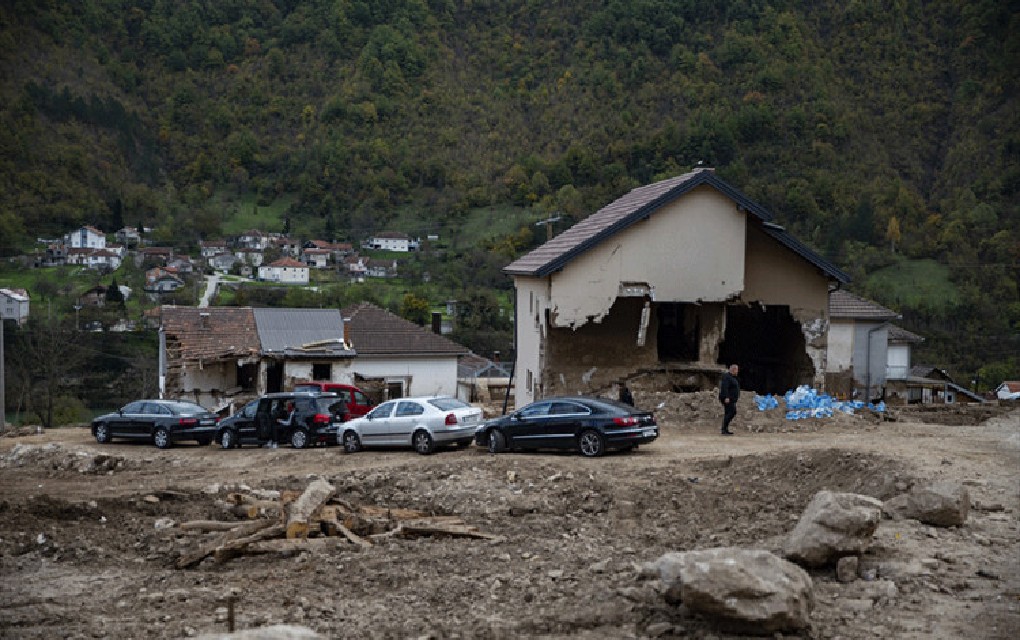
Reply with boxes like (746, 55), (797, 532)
(619, 383), (634, 407)
(269, 400), (295, 448)
(719, 364), (740, 436)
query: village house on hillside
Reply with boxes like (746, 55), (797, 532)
(503, 167), (851, 405)
(368, 231), (412, 252)
(0, 288), (30, 325)
(258, 257), (309, 284)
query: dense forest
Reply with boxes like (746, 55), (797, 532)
(0, 0), (1017, 387)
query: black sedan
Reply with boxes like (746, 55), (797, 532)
(92, 399), (219, 449)
(475, 396), (658, 457)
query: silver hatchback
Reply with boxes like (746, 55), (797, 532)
(339, 396), (482, 455)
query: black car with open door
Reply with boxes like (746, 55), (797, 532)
(214, 391), (346, 449)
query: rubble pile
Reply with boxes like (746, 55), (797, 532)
(0, 443), (138, 475)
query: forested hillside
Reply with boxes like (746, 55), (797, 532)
(0, 0), (1016, 384)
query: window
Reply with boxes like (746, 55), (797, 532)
(428, 397), (469, 411)
(353, 391), (370, 405)
(123, 401), (145, 413)
(526, 370), (533, 392)
(548, 402), (589, 416)
(395, 402), (425, 417)
(369, 402), (395, 419)
(519, 402), (550, 418)
(312, 363), (331, 380)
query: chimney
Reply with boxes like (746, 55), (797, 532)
(343, 318), (351, 347)
(431, 312), (442, 335)
(199, 312), (210, 329)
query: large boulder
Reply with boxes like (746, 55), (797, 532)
(883, 481), (969, 527)
(647, 548), (814, 634)
(783, 491), (883, 567)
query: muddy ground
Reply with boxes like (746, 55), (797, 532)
(1, 391), (1018, 639)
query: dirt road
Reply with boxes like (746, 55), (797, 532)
(1, 399), (1017, 639)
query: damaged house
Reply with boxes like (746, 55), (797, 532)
(159, 306), (355, 410)
(504, 168), (850, 405)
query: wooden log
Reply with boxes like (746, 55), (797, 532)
(284, 478), (336, 539)
(177, 519), (278, 569)
(335, 522), (373, 548)
(213, 523), (288, 564)
(178, 520), (245, 532)
(369, 519), (500, 542)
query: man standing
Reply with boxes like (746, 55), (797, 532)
(719, 364), (740, 435)
(619, 383), (635, 407)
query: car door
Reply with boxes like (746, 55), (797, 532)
(360, 401), (395, 446)
(504, 401), (552, 448)
(114, 401), (146, 438)
(234, 400), (260, 442)
(390, 400), (426, 445)
(544, 401), (590, 448)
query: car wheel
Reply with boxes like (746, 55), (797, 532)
(94, 423), (110, 444)
(342, 430), (362, 453)
(153, 427), (171, 449)
(413, 430), (434, 455)
(578, 429), (605, 458)
(290, 428), (309, 449)
(487, 430), (506, 454)
(220, 429), (236, 450)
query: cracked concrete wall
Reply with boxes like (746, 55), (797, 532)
(547, 186), (746, 328)
(543, 297), (659, 397)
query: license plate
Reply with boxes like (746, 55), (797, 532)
(642, 428), (657, 437)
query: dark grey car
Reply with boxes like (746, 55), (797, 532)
(91, 399), (219, 449)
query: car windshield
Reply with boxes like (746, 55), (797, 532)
(428, 397), (469, 411)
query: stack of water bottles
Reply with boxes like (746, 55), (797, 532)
(754, 385), (885, 421)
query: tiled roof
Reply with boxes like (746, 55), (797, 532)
(160, 306), (260, 361)
(503, 168), (849, 282)
(267, 258), (307, 268)
(888, 325), (924, 343)
(375, 231), (409, 239)
(829, 290), (900, 320)
(341, 302), (468, 356)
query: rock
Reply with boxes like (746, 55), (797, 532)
(883, 482), (969, 527)
(836, 556), (859, 583)
(647, 547), (813, 634)
(645, 621), (673, 637)
(154, 518), (177, 530)
(195, 625), (324, 639)
(783, 491), (883, 567)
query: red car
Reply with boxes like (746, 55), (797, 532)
(292, 382), (374, 420)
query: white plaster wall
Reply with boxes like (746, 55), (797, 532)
(548, 186), (745, 327)
(513, 277), (551, 406)
(827, 322), (854, 372)
(351, 357), (460, 397)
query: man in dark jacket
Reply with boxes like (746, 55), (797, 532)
(719, 364), (740, 435)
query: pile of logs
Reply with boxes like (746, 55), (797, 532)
(176, 478), (499, 569)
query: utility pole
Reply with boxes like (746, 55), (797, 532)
(1, 317), (5, 433)
(535, 214), (562, 242)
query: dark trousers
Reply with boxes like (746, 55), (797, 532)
(722, 402), (737, 432)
